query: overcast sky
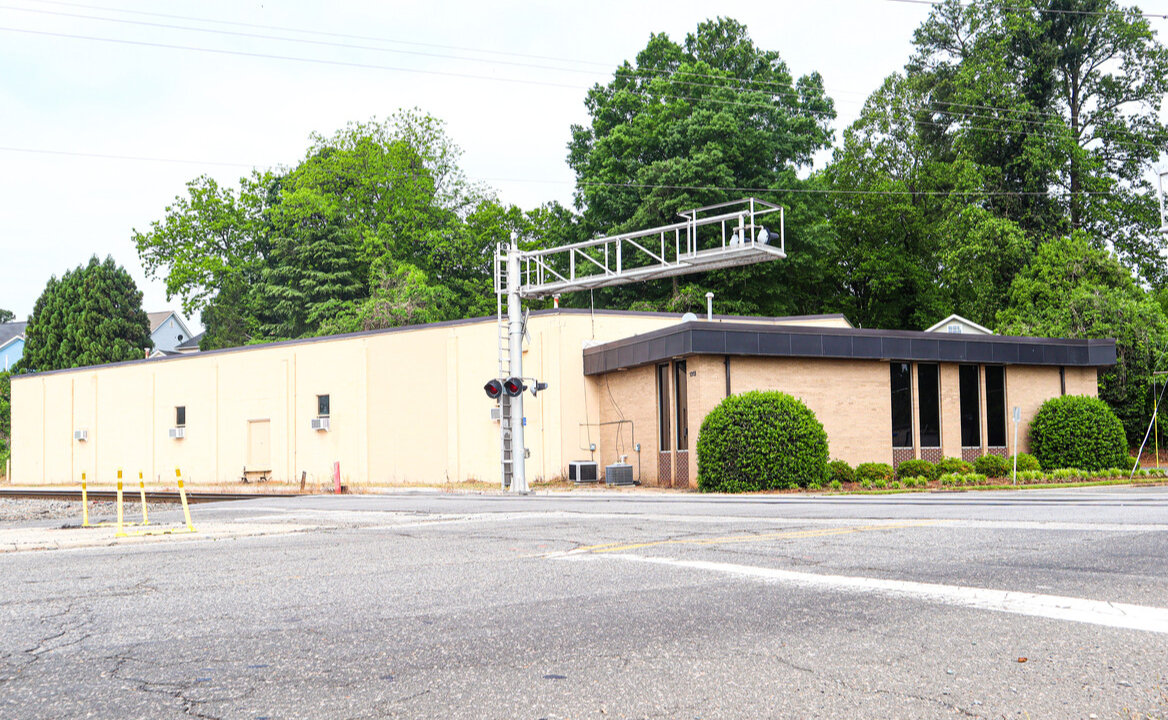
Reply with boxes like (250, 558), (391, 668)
(1, 0), (1164, 330)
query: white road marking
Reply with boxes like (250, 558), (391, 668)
(594, 553), (1168, 635)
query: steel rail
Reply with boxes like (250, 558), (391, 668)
(0, 488), (285, 504)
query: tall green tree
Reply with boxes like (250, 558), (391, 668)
(0, 371), (10, 473)
(16, 256), (153, 373)
(135, 111), (504, 347)
(0, 309), (14, 324)
(566, 17), (837, 315)
(823, 74), (952, 329)
(997, 234), (1168, 443)
(908, 0), (1168, 283)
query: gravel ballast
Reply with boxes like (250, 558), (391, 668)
(0, 498), (181, 524)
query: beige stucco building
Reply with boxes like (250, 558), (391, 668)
(9, 309), (1115, 488)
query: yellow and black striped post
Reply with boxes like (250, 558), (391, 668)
(115, 468), (127, 537)
(138, 471), (149, 525)
(81, 472), (89, 527)
(175, 468), (195, 532)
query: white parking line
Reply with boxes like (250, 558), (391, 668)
(596, 553), (1168, 635)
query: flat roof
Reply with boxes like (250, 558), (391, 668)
(10, 309), (851, 380)
(582, 321), (1117, 375)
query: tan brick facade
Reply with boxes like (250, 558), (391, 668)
(597, 356), (1099, 476)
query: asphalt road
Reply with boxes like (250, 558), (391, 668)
(2, 486), (1167, 719)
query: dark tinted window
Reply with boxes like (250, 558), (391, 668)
(657, 364), (670, 450)
(317, 395), (330, 417)
(986, 365), (1006, 447)
(175, 406), (186, 427)
(959, 365), (981, 447)
(890, 362), (913, 448)
(917, 364), (941, 447)
(674, 360), (689, 451)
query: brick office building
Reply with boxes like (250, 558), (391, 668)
(10, 310), (1115, 488)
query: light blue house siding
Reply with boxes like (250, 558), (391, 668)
(1, 336), (23, 371)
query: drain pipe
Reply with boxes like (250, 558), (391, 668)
(705, 292), (714, 321)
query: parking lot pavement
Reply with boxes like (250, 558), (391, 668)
(2, 487), (1166, 719)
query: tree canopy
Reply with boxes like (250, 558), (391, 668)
(565, 17), (837, 315)
(16, 256), (152, 373)
(0, 309), (14, 324)
(134, 111), (513, 348)
(119, 10), (1168, 442)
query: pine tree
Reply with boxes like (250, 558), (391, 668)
(17, 256), (153, 372)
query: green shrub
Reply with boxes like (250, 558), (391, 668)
(697, 391), (829, 493)
(874, 478), (887, 489)
(1122, 455), (1139, 471)
(861, 479), (873, 489)
(1007, 453), (1041, 473)
(830, 479), (842, 490)
(855, 462), (894, 483)
(973, 454), (1010, 478)
(1029, 395), (1128, 471)
(828, 460), (855, 485)
(936, 456), (973, 475)
(895, 459), (936, 481)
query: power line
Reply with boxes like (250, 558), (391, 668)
(0, 145), (263, 168)
(3, 144), (1157, 199)
(885, 0), (1168, 20)
(0, 4), (862, 114)
(17, 0), (617, 68)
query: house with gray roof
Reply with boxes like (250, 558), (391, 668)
(0, 321), (27, 371)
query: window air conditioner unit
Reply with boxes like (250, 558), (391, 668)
(311, 417), (330, 432)
(490, 407), (502, 422)
(73, 429), (88, 442)
(569, 461), (599, 483)
(168, 427), (185, 439)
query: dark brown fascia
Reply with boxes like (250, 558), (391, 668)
(582, 320), (1117, 376)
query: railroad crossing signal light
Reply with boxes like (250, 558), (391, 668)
(531, 381), (549, 397)
(484, 379), (503, 400)
(503, 377), (526, 397)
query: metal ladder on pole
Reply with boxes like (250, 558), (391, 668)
(494, 244), (513, 490)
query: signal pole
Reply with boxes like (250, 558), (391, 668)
(506, 234), (529, 493)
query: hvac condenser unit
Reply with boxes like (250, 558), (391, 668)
(168, 427), (185, 439)
(605, 463), (635, 486)
(311, 417), (330, 432)
(569, 461), (599, 483)
(73, 429), (88, 442)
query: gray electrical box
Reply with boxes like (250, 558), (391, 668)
(569, 461), (599, 483)
(605, 463), (635, 486)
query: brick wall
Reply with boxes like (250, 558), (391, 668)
(729, 357), (893, 466)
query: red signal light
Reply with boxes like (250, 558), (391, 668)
(484, 379), (503, 400)
(503, 377), (526, 396)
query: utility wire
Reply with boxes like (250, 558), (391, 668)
(885, 0), (1168, 20)
(2, 145), (1158, 199)
(7, 22), (1166, 157)
(9, 1), (1133, 126)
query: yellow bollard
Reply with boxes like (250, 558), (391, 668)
(138, 471), (149, 525)
(81, 472), (90, 527)
(115, 469), (127, 537)
(176, 468), (195, 532)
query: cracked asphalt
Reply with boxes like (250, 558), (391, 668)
(1, 485), (1167, 719)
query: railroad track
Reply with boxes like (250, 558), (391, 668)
(0, 488), (289, 504)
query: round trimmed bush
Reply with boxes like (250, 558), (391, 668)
(828, 460), (855, 485)
(936, 456), (973, 475)
(1029, 395), (1128, 471)
(973, 454), (1010, 478)
(855, 462), (894, 483)
(697, 391), (829, 492)
(895, 459), (937, 481)
(1008, 453), (1041, 473)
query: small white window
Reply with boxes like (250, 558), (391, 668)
(947, 324), (962, 334)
